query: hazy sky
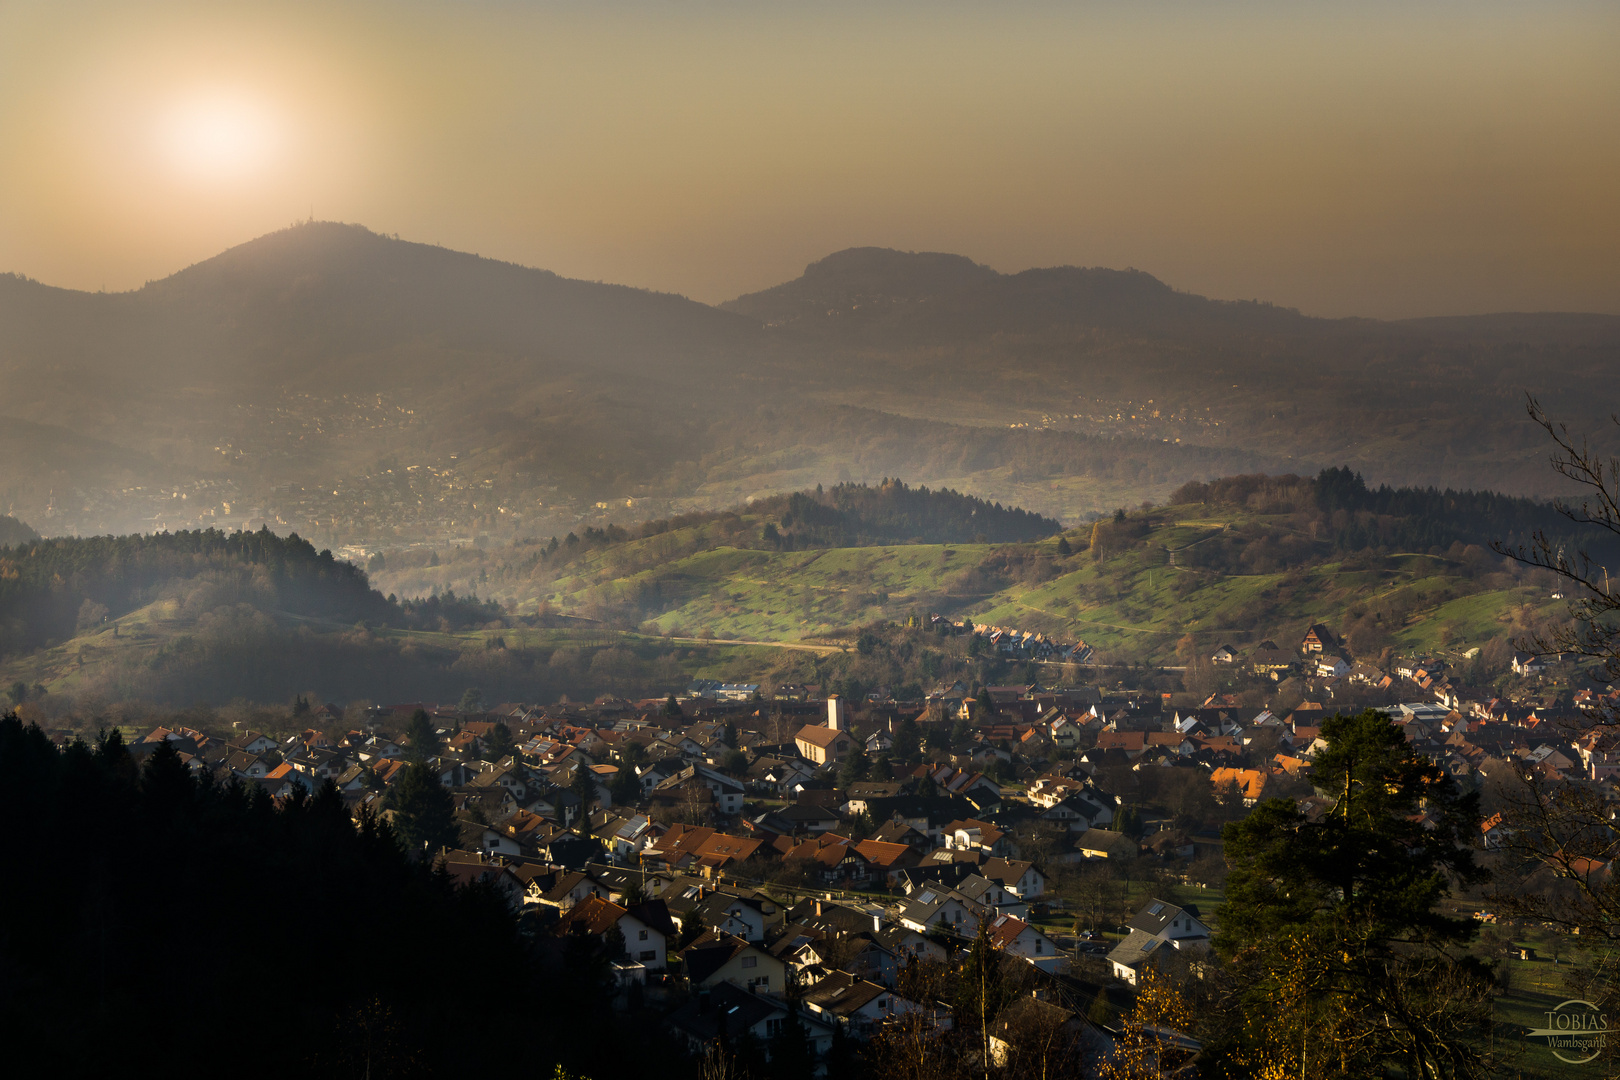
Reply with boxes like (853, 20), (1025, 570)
(2, 0), (1617, 318)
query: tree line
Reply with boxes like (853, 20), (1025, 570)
(0, 526), (502, 659)
(0, 713), (686, 1078)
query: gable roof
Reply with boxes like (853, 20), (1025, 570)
(853, 838), (914, 869)
(1127, 898), (1204, 937)
(681, 930), (761, 985)
(795, 725), (848, 750)
(984, 913), (1040, 950)
(803, 970), (889, 1017)
(557, 894), (629, 937)
(1105, 927), (1164, 969)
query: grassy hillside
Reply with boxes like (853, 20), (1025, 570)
(0, 595), (822, 710)
(376, 490), (1575, 667)
(0, 470), (1587, 708)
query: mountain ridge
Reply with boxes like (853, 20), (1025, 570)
(3, 222), (1618, 544)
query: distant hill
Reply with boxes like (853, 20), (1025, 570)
(0, 222), (760, 396)
(0, 469), (1591, 704)
(755, 480), (1059, 547)
(360, 469), (1582, 671)
(4, 226), (1620, 548)
(723, 245), (1320, 342)
(0, 515), (38, 548)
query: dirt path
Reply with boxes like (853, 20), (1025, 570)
(666, 636), (844, 655)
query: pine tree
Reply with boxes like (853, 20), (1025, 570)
(388, 761), (458, 854)
(404, 709), (438, 763)
(609, 764), (641, 807)
(1214, 708), (1493, 1077)
(894, 716), (922, 764)
(571, 764), (597, 824)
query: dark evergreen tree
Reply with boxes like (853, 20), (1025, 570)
(1213, 708), (1492, 1077)
(388, 761), (459, 854)
(487, 722), (515, 761)
(894, 716), (921, 764)
(404, 709), (438, 763)
(570, 763), (597, 823)
(609, 764), (642, 806)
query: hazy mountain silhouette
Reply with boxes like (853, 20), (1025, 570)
(723, 245), (1324, 342)
(0, 222), (761, 399)
(3, 224), (1619, 542)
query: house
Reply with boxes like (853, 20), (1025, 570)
(681, 929), (785, 994)
(652, 764), (745, 816)
(556, 894), (676, 970)
(1076, 829), (1137, 860)
(979, 857), (1047, 900)
(537, 869), (612, 912)
(803, 970), (931, 1036)
(1093, 731), (1147, 758)
(1250, 646), (1296, 675)
(777, 833), (875, 888)
(1315, 654), (1350, 680)
(1210, 644), (1240, 665)
(984, 913), (1067, 973)
(1047, 714), (1085, 751)
(223, 751), (269, 779)
(689, 889), (780, 943)
(898, 886), (980, 936)
(230, 730), (278, 756)
(954, 874), (1029, 919)
(876, 925), (950, 967)
(854, 838), (920, 885)
(795, 724), (854, 767)
(1210, 767), (1268, 807)
(988, 997), (1085, 1070)
(1300, 624), (1336, 654)
(1513, 653), (1550, 676)
(943, 818), (1016, 858)
(640, 824), (763, 875)
(667, 982), (835, 1061)
(1106, 898), (1211, 984)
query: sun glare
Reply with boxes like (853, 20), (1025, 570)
(158, 93), (282, 183)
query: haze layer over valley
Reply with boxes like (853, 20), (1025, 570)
(3, 222), (1615, 551)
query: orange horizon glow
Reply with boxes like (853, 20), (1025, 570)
(1, 1), (1617, 318)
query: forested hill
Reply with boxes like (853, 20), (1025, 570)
(541, 479), (1059, 558)
(1174, 468), (1620, 564)
(0, 529), (391, 657)
(0, 528), (505, 659)
(756, 480), (1058, 547)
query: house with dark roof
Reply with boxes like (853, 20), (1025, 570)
(666, 982), (834, 1060)
(898, 887), (980, 937)
(984, 913), (1066, 973)
(1106, 898), (1211, 984)
(802, 970), (931, 1036)
(1076, 828), (1137, 860)
(555, 894), (676, 969)
(680, 929), (785, 994)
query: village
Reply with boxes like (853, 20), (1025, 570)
(102, 613), (1608, 1076)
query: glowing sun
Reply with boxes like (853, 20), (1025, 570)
(157, 92), (283, 183)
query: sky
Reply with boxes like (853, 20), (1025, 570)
(1, 0), (1617, 318)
